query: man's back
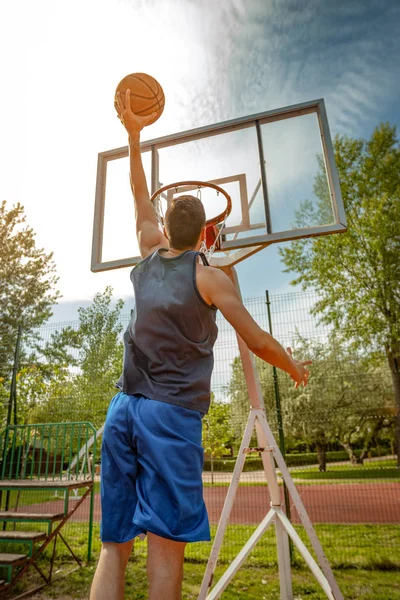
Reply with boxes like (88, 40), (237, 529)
(118, 248), (218, 414)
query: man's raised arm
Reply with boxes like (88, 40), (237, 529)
(115, 90), (168, 258)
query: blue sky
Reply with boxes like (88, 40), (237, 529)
(1, 0), (399, 321)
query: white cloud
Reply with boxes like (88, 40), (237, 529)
(218, 1), (400, 136)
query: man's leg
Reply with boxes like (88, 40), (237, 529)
(147, 532), (186, 600)
(90, 540), (134, 600)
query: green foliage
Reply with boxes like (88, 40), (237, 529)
(0, 201), (60, 375)
(202, 398), (235, 458)
(280, 123), (400, 356)
(16, 364), (71, 424)
(203, 456), (263, 472)
(226, 331), (392, 470)
(279, 123), (400, 462)
(23, 287), (124, 427)
(283, 334), (393, 466)
(226, 355), (280, 450)
(203, 449), (394, 472)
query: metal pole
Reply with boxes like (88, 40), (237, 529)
(3, 326), (22, 519)
(265, 291), (293, 554)
(88, 427), (96, 561)
(7, 325), (22, 426)
(265, 292), (285, 453)
(255, 120), (272, 235)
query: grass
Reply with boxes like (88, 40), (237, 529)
(23, 560), (400, 600)
(206, 460), (399, 485)
(295, 458), (397, 471)
(359, 459), (397, 469)
(0, 488), (61, 509)
(290, 459), (399, 483)
(292, 467), (399, 482)
(2, 522), (400, 599)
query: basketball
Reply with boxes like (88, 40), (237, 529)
(115, 73), (165, 126)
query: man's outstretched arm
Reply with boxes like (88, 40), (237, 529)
(197, 267), (311, 388)
(115, 91), (168, 258)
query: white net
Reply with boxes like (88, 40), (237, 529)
(152, 182), (232, 261)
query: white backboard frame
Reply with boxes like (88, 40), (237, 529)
(91, 98), (346, 272)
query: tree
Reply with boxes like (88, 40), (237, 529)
(283, 335), (393, 470)
(18, 364), (77, 425)
(71, 286), (124, 426)
(202, 397), (235, 483)
(0, 201), (60, 377)
(226, 334), (393, 471)
(227, 356), (253, 445)
(279, 123), (400, 466)
(226, 355), (280, 453)
(27, 287), (124, 427)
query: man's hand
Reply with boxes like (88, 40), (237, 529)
(286, 347), (311, 389)
(115, 90), (157, 136)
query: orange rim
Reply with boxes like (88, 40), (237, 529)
(150, 180), (232, 227)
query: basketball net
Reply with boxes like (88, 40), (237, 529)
(152, 181), (232, 261)
(196, 186), (229, 260)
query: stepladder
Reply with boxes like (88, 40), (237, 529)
(198, 267), (344, 600)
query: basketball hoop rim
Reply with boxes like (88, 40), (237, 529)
(150, 180), (232, 227)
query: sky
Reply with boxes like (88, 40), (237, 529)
(1, 0), (399, 321)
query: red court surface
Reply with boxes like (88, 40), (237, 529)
(20, 482), (400, 524)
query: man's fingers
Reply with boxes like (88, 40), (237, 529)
(300, 360), (313, 366)
(115, 91), (156, 130)
(124, 89), (131, 110)
(115, 92), (124, 116)
(286, 347), (293, 357)
(115, 104), (124, 125)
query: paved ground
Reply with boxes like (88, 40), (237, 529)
(22, 482), (400, 524)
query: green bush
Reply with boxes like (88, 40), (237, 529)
(204, 457), (263, 472)
(203, 448), (391, 471)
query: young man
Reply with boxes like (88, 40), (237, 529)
(90, 91), (311, 600)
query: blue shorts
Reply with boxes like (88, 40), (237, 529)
(100, 392), (210, 544)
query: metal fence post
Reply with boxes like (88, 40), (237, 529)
(265, 291), (293, 560)
(3, 325), (22, 517)
(7, 325), (22, 427)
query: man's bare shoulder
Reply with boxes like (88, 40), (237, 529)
(195, 263), (230, 305)
(195, 262), (227, 282)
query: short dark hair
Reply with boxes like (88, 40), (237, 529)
(165, 195), (206, 249)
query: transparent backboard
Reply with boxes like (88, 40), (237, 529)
(92, 99), (346, 271)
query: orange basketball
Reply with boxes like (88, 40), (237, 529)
(115, 73), (165, 126)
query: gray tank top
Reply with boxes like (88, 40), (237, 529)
(117, 249), (218, 414)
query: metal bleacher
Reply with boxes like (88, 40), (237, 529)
(0, 422), (97, 596)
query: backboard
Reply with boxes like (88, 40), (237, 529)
(91, 98), (346, 271)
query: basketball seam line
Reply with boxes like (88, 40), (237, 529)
(131, 74), (158, 97)
(121, 75), (164, 123)
(126, 91), (157, 100)
(135, 95), (165, 116)
(131, 75), (164, 122)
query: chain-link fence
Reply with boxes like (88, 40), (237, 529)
(1, 290), (399, 589)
